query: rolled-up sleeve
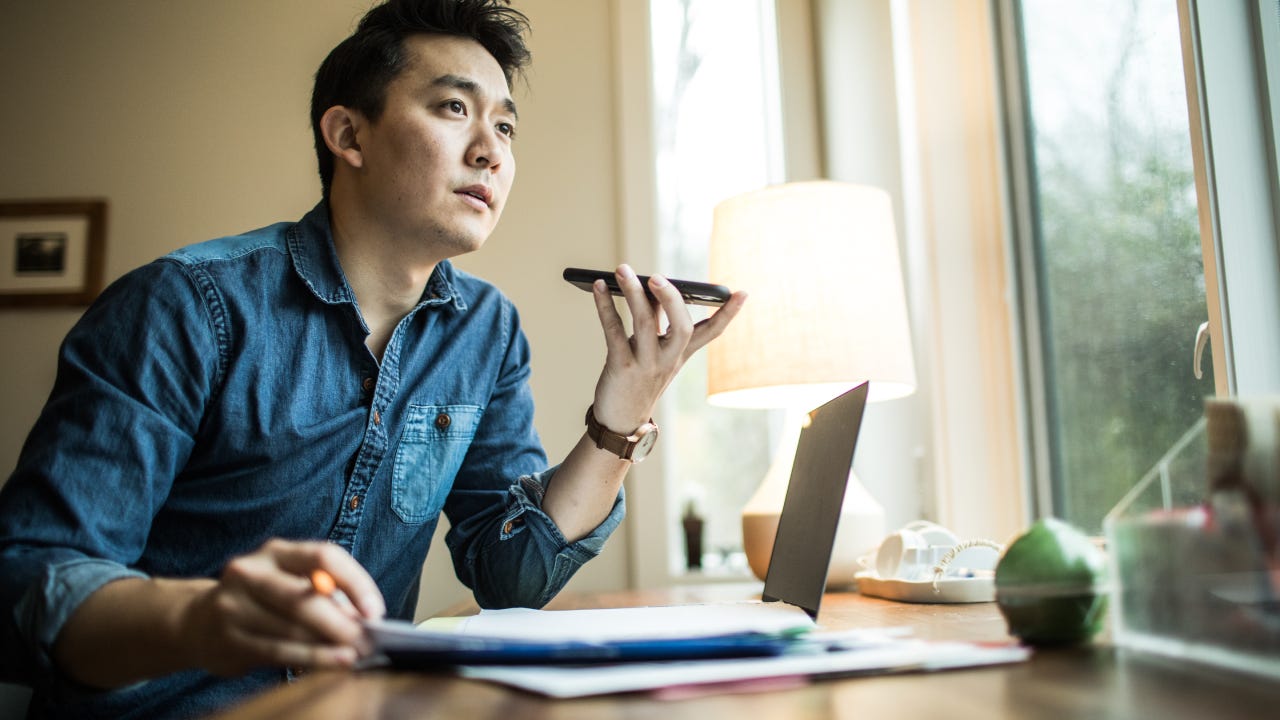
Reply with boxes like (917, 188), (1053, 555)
(447, 466), (625, 609)
(0, 260), (218, 686)
(441, 299), (625, 609)
(10, 558), (147, 680)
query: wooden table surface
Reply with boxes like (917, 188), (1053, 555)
(211, 583), (1280, 719)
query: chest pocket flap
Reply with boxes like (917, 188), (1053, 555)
(392, 404), (482, 524)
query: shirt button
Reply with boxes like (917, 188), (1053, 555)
(362, 377), (375, 392)
(350, 495), (361, 510)
(372, 410), (381, 425)
(435, 413), (451, 430)
(503, 520), (514, 534)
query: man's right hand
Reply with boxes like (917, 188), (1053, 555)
(54, 539), (386, 689)
(183, 539), (386, 676)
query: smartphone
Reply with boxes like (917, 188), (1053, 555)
(562, 267), (732, 307)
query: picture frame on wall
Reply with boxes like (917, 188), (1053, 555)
(0, 200), (106, 308)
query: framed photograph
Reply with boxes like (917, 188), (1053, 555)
(0, 199), (106, 307)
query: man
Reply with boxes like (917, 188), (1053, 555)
(0, 1), (746, 716)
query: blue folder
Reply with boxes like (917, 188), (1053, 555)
(367, 619), (801, 667)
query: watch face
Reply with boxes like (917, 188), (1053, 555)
(631, 425), (659, 461)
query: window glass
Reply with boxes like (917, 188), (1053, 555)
(1016, 0), (1213, 531)
(650, 0), (783, 574)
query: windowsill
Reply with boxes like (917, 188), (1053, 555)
(669, 565), (758, 587)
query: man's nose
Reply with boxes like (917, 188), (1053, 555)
(467, 127), (506, 171)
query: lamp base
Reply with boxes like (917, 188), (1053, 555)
(741, 472), (885, 586)
(742, 511), (781, 581)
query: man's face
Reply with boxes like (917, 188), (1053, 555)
(353, 33), (517, 258)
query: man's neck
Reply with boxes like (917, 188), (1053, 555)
(328, 201), (439, 360)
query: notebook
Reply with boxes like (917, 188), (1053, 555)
(367, 382), (870, 666)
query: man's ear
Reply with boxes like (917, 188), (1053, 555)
(319, 105), (365, 170)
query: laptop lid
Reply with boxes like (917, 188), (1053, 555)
(760, 382), (870, 619)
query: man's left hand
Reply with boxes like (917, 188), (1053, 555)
(589, 264), (746, 433)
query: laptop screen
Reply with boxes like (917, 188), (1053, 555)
(761, 382), (869, 618)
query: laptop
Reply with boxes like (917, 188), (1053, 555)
(761, 380), (869, 618)
(368, 382), (870, 666)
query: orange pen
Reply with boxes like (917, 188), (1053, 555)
(310, 569), (358, 616)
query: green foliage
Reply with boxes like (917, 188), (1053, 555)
(1033, 98), (1211, 532)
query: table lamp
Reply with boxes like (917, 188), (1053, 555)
(707, 181), (916, 585)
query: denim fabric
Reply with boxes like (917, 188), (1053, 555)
(0, 202), (624, 718)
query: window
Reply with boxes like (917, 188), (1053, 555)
(648, 0), (785, 575)
(1007, 0), (1214, 531)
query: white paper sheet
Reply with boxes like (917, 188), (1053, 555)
(458, 639), (1031, 698)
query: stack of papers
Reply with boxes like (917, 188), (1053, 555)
(364, 604), (1030, 698)
(365, 603), (815, 666)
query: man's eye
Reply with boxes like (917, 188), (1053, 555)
(497, 122), (516, 139)
(446, 100), (465, 114)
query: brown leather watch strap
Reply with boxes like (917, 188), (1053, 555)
(584, 405), (659, 462)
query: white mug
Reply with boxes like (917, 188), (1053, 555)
(874, 521), (960, 581)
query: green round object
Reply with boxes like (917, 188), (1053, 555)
(995, 517), (1108, 646)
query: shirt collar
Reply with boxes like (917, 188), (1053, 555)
(421, 258), (468, 312)
(287, 201), (467, 312)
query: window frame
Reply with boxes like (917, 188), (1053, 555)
(609, 0), (668, 589)
(996, 0), (1280, 520)
(1176, 0), (1280, 397)
(993, 0), (1054, 518)
(611, 0), (821, 587)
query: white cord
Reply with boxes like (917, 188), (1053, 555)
(931, 539), (1004, 594)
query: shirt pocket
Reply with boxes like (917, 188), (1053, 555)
(391, 404), (482, 524)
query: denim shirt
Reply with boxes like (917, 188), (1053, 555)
(0, 202), (624, 718)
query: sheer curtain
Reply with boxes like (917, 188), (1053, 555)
(804, 0), (1025, 541)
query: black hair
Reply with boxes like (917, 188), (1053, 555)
(310, 0), (531, 198)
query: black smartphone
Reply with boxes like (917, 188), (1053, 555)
(562, 267), (732, 307)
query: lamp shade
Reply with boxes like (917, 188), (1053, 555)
(707, 181), (916, 409)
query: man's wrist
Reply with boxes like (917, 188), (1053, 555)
(167, 577), (219, 673)
(584, 404), (659, 462)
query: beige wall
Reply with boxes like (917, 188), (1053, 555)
(0, 0), (629, 619)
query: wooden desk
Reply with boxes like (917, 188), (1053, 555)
(212, 584), (1280, 719)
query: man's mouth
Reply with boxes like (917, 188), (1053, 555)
(456, 185), (493, 207)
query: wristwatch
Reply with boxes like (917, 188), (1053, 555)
(584, 405), (659, 462)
